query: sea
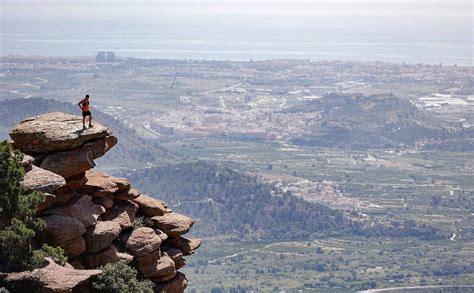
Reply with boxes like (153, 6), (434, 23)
(1, 1), (472, 65)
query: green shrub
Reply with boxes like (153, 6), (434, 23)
(92, 261), (154, 293)
(0, 141), (65, 271)
(31, 244), (68, 268)
(133, 216), (145, 228)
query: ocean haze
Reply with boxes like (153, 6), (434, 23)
(1, 0), (472, 64)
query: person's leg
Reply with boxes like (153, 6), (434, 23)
(82, 115), (86, 128)
(88, 114), (93, 127)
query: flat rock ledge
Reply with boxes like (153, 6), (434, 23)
(10, 112), (111, 153)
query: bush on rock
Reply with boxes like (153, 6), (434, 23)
(92, 261), (154, 293)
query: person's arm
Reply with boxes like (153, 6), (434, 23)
(78, 100), (83, 109)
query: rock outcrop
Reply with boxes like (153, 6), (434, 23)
(0, 258), (101, 293)
(4, 112), (200, 292)
(10, 112), (110, 153)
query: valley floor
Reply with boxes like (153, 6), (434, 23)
(182, 237), (474, 292)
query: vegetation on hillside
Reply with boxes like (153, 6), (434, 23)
(287, 93), (473, 150)
(124, 161), (444, 240)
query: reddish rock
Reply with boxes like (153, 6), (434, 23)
(115, 188), (141, 201)
(37, 215), (86, 245)
(84, 221), (122, 253)
(44, 194), (106, 227)
(22, 165), (66, 193)
(80, 246), (119, 269)
(78, 170), (130, 197)
(117, 252), (134, 264)
(149, 271), (177, 284)
(135, 250), (176, 279)
(102, 200), (138, 230)
(163, 248), (186, 270)
(35, 214), (86, 258)
(153, 272), (188, 293)
(133, 194), (167, 217)
(0, 258), (101, 293)
(9, 112), (111, 153)
(40, 136), (117, 178)
(119, 227), (163, 257)
(93, 196), (115, 209)
(61, 236), (87, 258)
(54, 172), (87, 195)
(149, 213), (195, 237)
(154, 229), (169, 242)
(165, 237), (201, 256)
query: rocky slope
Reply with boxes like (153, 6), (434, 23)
(3, 112), (200, 292)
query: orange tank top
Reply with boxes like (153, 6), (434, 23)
(81, 99), (90, 112)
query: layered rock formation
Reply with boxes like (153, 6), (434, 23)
(4, 112), (200, 292)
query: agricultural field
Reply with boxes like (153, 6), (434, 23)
(182, 237), (474, 291)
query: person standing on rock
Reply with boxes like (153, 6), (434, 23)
(78, 94), (93, 129)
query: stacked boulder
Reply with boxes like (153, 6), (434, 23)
(7, 112), (200, 292)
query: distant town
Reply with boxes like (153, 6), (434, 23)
(1, 54), (472, 142)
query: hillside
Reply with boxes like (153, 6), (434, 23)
(123, 161), (444, 241)
(287, 93), (473, 150)
(0, 98), (179, 170)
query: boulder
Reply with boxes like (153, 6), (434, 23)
(54, 172), (87, 195)
(135, 251), (176, 279)
(153, 272), (188, 293)
(9, 112), (111, 153)
(44, 192), (77, 209)
(20, 155), (34, 169)
(43, 194), (106, 227)
(133, 194), (166, 217)
(78, 170), (130, 198)
(119, 227), (163, 257)
(149, 270), (177, 284)
(165, 237), (201, 256)
(37, 215), (86, 245)
(21, 165), (66, 193)
(0, 258), (101, 293)
(153, 272), (187, 293)
(40, 136), (117, 178)
(148, 213), (195, 237)
(61, 236), (87, 258)
(154, 229), (169, 242)
(93, 196), (114, 209)
(117, 252), (134, 264)
(163, 248), (186, 270)
(80, 246), (119, 269)
(115, 188), (141, 201)
(102, 201), (138, 230)
(84, 221), (122, 253)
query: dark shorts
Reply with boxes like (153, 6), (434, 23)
(82, 111), (92, 117)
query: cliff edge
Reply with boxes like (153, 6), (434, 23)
(3, 112), (200, 292)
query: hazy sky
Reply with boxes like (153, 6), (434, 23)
(2, 0), (471, 18)
(1, 0), (472, 63)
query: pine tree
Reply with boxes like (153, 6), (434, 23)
(0, 141), (61, 272)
